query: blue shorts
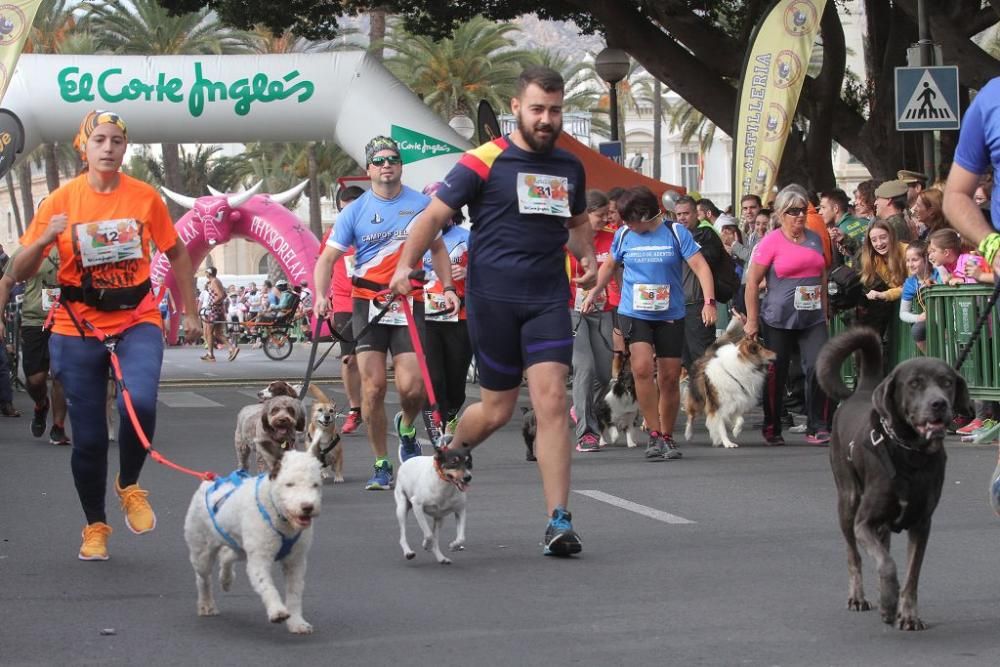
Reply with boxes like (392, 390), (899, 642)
(466, 295), (573, 391)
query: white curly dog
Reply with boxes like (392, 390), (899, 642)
(184, 446), (323, 634)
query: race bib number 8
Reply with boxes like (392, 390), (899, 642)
(794, 285), (822, 310)
(516, 173), (571, 217)
(75, 219), (143, 268)
(633, 284), (670, 312)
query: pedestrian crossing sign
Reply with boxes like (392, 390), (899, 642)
(895, 66), (960, 131)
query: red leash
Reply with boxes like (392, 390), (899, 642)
(395, 273), (447, 447)
(55, 293), (217, 482)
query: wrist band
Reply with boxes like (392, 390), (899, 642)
(443, 285), (457, 294)
(979, 233), (1000, 266)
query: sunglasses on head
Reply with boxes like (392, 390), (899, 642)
(784, 207), (806, 216)
(370, 155), (401, 167)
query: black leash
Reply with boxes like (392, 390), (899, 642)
(953, 278), (1000, 371)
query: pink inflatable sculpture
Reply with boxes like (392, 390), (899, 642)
(149, 180), (322, 344)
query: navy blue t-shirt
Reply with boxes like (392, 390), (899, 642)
(434, 136), (586, 304)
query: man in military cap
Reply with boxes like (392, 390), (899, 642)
(898, 169), (928, 207)
(874, 179), (913, 242)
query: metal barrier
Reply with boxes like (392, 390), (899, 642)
(924, 284), (1000, 401)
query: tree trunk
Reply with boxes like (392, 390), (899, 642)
(6, 170), (22, 237)
(17, 160), (34, 223)
(161, 142), (185, 221)
(369, 8), (387, 61)
(44, 143), (60, 193)
(307, 142), (323, 239)
(653, 80), (662, 179)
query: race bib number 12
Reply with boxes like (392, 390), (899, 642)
(75, 219), (143, 268)
(516, 173), (571, 217)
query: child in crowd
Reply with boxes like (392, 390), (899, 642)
(856, 220), (906, 346)
(898, 240), (932, 353)
(927, 228), (987, 284)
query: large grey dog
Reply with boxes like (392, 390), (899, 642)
(816, 328), (971, 631)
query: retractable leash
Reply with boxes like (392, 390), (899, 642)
(397, 270), (449, 449)
(48, 292), (217, 482)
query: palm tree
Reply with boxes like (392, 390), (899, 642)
(25, 0), (82, 195)
(87, 0), (256, 220)
(384, 16), (533, 120)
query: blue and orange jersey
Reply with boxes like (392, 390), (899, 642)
(327, 185), (430, 300)
(422, 224), (469, 320)
(434, 136), (587, 305)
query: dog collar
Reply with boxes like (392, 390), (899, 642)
(433, 457), (464, 490)
(255, 474), (302, 561)
(319, 434), (341, 458)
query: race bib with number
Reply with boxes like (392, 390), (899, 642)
(574, 287), (606, 312)
(41, 288), (60, 312)
(425, 292), (458, 322)
(516, 173), (571, 217)
(632, 284), (670, 312)
(75, 219), (143, 268)
(370, 296), (412, 326)
(794, 285), (822, 310)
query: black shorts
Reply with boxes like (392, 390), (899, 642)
(465, 295), (573, 391)
(20, 325), (51, 377)
(617, 315), (684, 359)
(332, 311), (355, 356)
(351, 297), (424, 355)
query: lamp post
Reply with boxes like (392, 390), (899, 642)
(595, 47), (631, 143)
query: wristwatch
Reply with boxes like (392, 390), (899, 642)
(704, 298), (716, 306)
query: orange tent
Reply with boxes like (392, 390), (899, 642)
(556, 133), (685, 201)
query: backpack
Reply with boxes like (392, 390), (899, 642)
(827, 264), (863, 312)
(683, 221), (739, 304)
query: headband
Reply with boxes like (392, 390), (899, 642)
(74, 110), (128, 160)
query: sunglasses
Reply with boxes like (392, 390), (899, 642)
(370, 155), (401, 167)
(784, 207), (806, 217)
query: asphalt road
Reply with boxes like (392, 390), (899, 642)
(1, 347), (999, 666)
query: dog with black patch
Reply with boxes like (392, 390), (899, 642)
(816, 327), (972, 631)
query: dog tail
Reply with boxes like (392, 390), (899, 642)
(816, 327), (883, 400)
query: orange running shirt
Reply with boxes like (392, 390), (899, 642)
(20, 173), (177, 337)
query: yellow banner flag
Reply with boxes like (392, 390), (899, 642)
(0, 0), (44, 103)
(733, 0), (828, 203)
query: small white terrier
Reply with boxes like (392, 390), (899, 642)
(183, 447), (323, 634)
(395, 447), (472, 565)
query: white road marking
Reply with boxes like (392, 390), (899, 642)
(158, 392), (223, 408)
(573, 490), (696, 524)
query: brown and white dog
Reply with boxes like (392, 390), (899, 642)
(305, 384), (343, 483)
(594, 356), (643, 448)
(684, 323), (775, 448)
(256, 380), (301, 402)
(235, 392), (305, 473)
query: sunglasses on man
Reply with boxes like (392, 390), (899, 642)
(370, 155), (402, 167)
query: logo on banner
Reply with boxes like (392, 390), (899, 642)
(57, 62), (315, 118)
(391, 125), (463, 164)
(0, 4), (27, 47)
(774, 50), (803, 89)
(764, 103), (788, 142)
(755, 156), (777, 188)
(784, 1), (819, 36)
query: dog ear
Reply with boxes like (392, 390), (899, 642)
(952, 372), (974, 418)
(871, 370), (898, 427)
(260, 406), (272, 433)
(295, 404), (306, 431)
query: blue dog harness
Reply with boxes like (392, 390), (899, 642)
(204, 470), (302, 561)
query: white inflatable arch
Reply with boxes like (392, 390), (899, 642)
(3, 53), (474, 341)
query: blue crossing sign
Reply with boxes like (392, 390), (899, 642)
(895, 66), (960, 131)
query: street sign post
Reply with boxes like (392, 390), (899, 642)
(895, 66), (960, 131)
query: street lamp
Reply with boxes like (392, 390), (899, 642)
(595, 47), (631, 142)
(448, 114), (476, 141)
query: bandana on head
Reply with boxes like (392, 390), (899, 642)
(74, 110), (128, 161)
(365, 135), (400, 166)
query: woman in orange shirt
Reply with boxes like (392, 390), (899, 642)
(12, 110), (199, 561)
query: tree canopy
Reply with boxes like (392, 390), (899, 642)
(155, 0), (1000, 189)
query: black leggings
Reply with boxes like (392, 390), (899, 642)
(424, 320), (473, 421)
(761, 321), (833, 438)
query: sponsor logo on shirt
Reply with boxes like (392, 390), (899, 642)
(371, 212), (384, 225)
